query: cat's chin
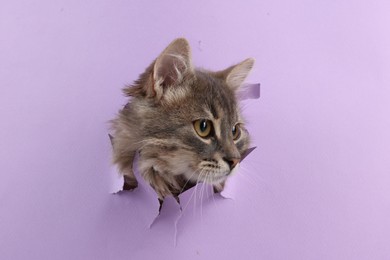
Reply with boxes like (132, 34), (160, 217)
(185, 170), (229, 185)
(204, 174), (229, 185)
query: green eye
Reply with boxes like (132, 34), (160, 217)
(194, 119), (212, 138)
(232, 124), (241, 140)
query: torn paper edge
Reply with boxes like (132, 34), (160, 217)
(238, 83), (260, 100)
(108, 82), (260, 229)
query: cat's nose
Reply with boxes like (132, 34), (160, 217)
(223, 157), (240, 170)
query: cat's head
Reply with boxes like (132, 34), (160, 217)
(125, 38), (254, 185)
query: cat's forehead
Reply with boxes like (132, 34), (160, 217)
(190, 70), (238, 120)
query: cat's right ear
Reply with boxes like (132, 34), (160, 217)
(151, 38), (193, 100)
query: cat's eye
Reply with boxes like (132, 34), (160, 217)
(232, 124), (241, 140)
(194, 119), (212, 138)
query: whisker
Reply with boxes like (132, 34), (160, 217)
(205, 173), (210, 199)
(193, 170), (204, 217)
(239, 164), (266, 185)
(178, 169), (198, 195)
(200, 172), (207, 224)
(208, 173), (218, 209)
(180, 171), (200, 214)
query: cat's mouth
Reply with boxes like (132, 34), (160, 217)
(196, 168), (231, 184)
(198, 161), (240, 184)
(184, 160), (239, 184)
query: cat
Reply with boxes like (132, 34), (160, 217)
(111, 38), (254, 204)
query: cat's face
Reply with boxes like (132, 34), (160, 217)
(136, 71), (250, 185)
(179, 72), (250, 184)
(123, 38), (253, 186)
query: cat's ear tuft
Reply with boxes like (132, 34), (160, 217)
(219, 58), (255, 91)
(153, 38), (193, 99)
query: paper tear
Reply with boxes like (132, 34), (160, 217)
(173, 182), (233, 246)
(108, 143), (257, 241)
(112, 182), (160, 228)
(220, 147), (256, 199)
(109, 165), (125, 194)
(109, 145), (160, 225)
(237, 83), (260, 100)
(108, 82), (260, 238)
(149, 196), (182, 229)
(241, 146), (257, 162)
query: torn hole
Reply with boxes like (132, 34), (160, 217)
(108, 82), (260, 240)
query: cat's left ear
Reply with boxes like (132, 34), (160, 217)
(215, 58), (255, 91)
(153, 38), (193, 99)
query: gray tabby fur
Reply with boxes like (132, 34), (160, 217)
(111, 38), (254, 200)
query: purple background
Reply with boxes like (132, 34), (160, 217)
(1, 0), (390, 259)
